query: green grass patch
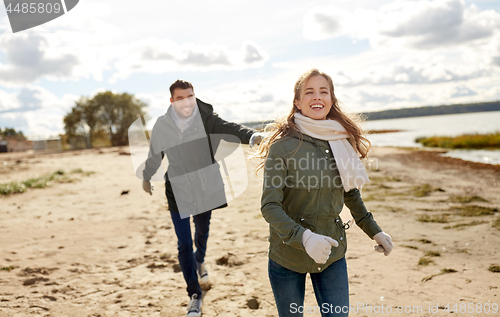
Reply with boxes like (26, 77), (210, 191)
(493, 216), (500, 230)
(421, 268), (457, 283)
(488, 265), (500, 273)
(369, 176), (402, 183)
(0, 169), (94, 195)
(378, 184), (392, 189)
(454, 205), (498, 217)
(362, 194), (383, 202)
(368, 129), (404, 134)
(402, 245), (419, 250)
(387, 207), (405, 213)
(443, 221), (488, 229)
(418, 208), (452, 212)
(411, 184), (445, 197)
(425, 251), (441, 257)
(364, 183), (392, 191)
(417, 214), (450, 223)
(70, 168), (95, 176)
(416, 131), (500, 149)
(1, 266), (19, 272)
(449, 195), (488, 203)
(418, 257), (434, 266)
(418, 239), (433, 244)
(0, 171), (66, 195)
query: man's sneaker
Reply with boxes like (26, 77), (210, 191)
(197, 261), (209, 283)
(187, 293), (202, 317)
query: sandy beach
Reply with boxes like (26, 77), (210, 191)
(0, 145), (499, 317)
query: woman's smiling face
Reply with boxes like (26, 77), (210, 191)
(294, 75), (333, 120)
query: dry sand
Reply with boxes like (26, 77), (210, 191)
(0, 146), (499, 317)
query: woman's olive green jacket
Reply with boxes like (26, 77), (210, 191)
(261, 131), (382, 273)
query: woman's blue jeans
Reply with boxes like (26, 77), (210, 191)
(170, 209), (212, 298)
(268, 257), (349, 317)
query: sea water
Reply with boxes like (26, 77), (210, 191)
(362, 111), (500, 165)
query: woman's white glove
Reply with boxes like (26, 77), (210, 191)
(142, 180), (153, 195)
(302, 229), (339, 264)
(373, 231), (393, 256)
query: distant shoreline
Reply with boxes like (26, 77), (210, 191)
(361, 101), (500, 121)
(241, 101), (500, 128)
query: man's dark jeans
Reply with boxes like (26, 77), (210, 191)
(170, 206), (211, 298)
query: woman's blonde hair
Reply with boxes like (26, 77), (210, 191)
(254, 68), (371, 173)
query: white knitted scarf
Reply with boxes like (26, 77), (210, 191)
(170, 103), (199, 133)
(294, 112), (370, 191)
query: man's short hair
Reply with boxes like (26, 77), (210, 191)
(169, 80), (194, 97)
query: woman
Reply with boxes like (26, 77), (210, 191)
(255, 69), (393, 317)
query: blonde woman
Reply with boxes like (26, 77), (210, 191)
(255, 69), (393, 317)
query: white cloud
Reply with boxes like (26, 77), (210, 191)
(261, 52), (498, 113)
(109, 39), (269, 83)
(197, 79), (291, 123)
(299, 1), (500, 89)
(482, 82), (500, 101)
(303, 6), (354, 40)
(0, 109), (62, 137)
(0, 89), (20, 113)
(339, 58), (489, 86)
(304, 0), (500, 50)
(133, 92), (171, 115)
(369, 0), (500, 50)
(23, 109), (67, 137)
(0, 86), (78, 135)
(357, 91), (407, 104)
(0, 32), (79, 85)
(272, 61), (297, 69)
(451, 85), (477, 97)
(0, 3), (272, 87)
(334, 84), (426, 112)
(0, 112), (29, 132)
(16, 88), (44, 113)
(0, 2), (122, 87)
(243, 42), (268, 64)
(334, 77), (497, 112)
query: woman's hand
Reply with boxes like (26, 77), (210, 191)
(302, 229), (338, 264)
(373, 232), (393, 256)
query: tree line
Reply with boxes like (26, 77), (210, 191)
(361, 101), (500, 121)
(0, 128), (26, 140)
(64, 91), (146, 147)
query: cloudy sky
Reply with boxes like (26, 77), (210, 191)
(0, 0), (499, 136)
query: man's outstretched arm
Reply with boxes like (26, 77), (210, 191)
(210, 113), (255, 144)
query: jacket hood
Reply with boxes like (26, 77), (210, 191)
(196, 98), (214, 119)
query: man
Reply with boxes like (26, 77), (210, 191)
(141, 80), (262, 317)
